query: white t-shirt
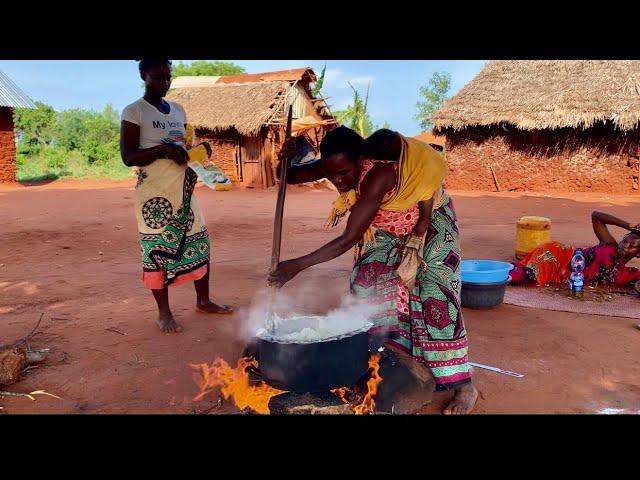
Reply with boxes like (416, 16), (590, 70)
(121, 98), (187, 149)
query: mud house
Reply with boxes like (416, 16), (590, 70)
(433, 61), (640, 194)
(167, 68), (338, 188)
(0, 69), (36, 182)
(413, 131), (446, 153)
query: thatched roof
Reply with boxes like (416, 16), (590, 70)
(166, 82), (287, 135)
(433, 61), (640, 132)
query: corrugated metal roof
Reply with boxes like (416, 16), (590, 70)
(0, 69), (36, 109)
(216, 68), (315, 85)
(170, 68), (315, 89)
(170, 76), (221, 89)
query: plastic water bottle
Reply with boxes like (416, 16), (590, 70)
(569, 248), (585, 299)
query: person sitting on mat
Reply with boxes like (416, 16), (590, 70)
(511, 211), (640, 287)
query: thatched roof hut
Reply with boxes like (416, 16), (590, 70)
(433, 61), (640, 132)
(166, 68), (337, 188)
(432, 61), (640, 194)
(168, 82), (288, 136)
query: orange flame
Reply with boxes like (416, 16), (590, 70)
(332, 353), (383, 415)
(331, 387), (350, 403)
(190, 357), (284, 414)
(353, 353), (382, 414)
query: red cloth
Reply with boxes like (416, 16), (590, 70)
(511, 241), (640, 287)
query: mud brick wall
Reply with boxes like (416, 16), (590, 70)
(441, 125), (639, 194)
(0, 107), (16, 183)
(195, 129), (240, 182)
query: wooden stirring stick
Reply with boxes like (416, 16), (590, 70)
(266, 105), (294, 334)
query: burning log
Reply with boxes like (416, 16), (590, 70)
(374, 348), (435, 414)
(191, 343), (433, 415)
(330, 353), (384, 414)
(331, 387), (358, 404)
(269, 392), (353, 415)
(192, 352), (387, 415)
(332, 348), (435, 414)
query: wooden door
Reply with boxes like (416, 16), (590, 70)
(241, 136), (263, 188)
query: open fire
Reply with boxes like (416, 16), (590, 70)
(332, 353), (382, 414)
(190, 357), (284, 414)
(191, 353), (383, 415)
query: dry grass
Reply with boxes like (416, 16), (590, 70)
(434, 61), (640, 132)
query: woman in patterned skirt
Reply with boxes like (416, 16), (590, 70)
(269, 126), (477, 414)
(120, 59), (233, 334)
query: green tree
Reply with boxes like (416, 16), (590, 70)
(102, 103), (119, 122)
(312, 63), (326, 97)
(16, 102), (128, 181)
(81, 112), (120, 164)
(334, 83), (375, 137)
(55, 107), (121, 164)
(172, 60), (246, 78)
(414, 71), (451, 131)
(13, 101), (56, 148)
(54, 109), (93, 150)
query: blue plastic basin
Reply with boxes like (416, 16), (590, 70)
(460, 260), (514, 283)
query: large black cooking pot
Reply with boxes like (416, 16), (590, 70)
(256, 317), (372, 393)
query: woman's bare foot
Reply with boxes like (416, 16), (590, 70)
(157, 312), (183, 333)
(443, 382), (478, 415)
(195, 300), (234, 314)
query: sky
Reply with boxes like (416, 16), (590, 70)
(0, 60), (486, 136)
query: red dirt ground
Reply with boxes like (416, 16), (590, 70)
(1, 179), (639, 414)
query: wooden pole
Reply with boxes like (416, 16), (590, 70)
(266, 106), (294, 334)
(490, 165), (502, 192)
(271, 106), (294, 271)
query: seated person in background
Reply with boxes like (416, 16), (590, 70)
(511, 211), (640, 287)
